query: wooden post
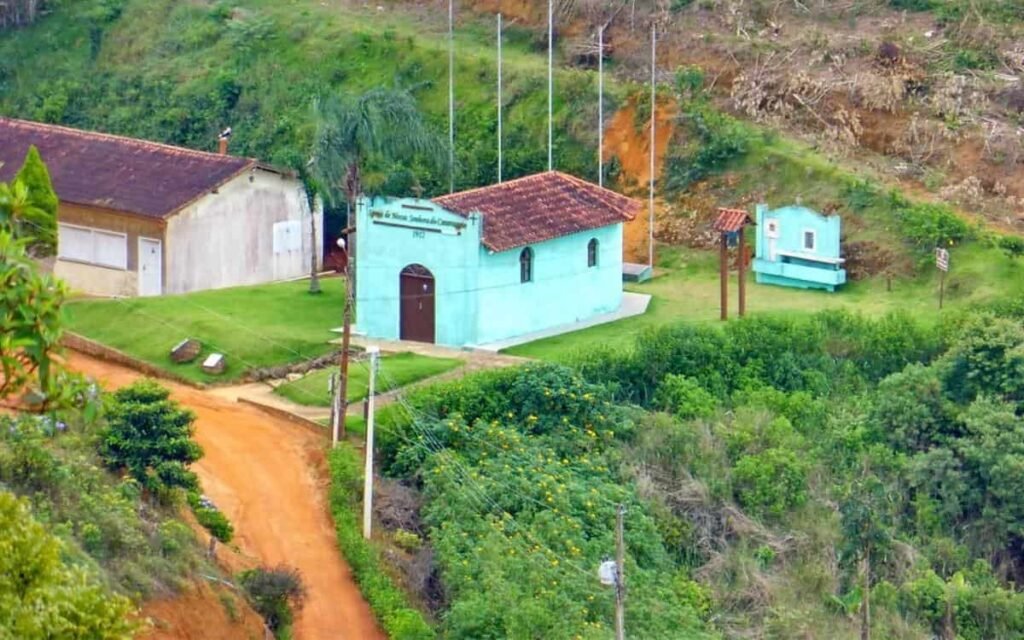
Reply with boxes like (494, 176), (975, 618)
(738, 230), (747, 317)
(720, 233), (728, 321)
(939, 270), (946, 310)
(333, 264), (354, 446)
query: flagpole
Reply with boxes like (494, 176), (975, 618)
(648, 23), (656, 268)
(598, 25), (604, 188)
(547, 0), (553, 171)
(448, 0), (455, 193)
(493, 11), (497, 182)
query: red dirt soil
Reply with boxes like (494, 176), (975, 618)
(139, 580), (266, 640)
(603, 103), (675, 263)
(67, 352), (385, 640)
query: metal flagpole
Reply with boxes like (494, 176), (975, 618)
(648, 23), (656, 268)
(497, 12), (503, 184)
(448, 0), (455, 193)
(598, 25), (604, 188)
(547, 0), (553, 171)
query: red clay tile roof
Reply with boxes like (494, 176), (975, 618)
(433, 171), (639, 252)
(0, 117), (255, 219)
(712, 207), (754, 233)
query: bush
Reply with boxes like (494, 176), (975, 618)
(327, 445), (435, 639)
(733, 447), (809, 518)
(653, 374), (717, 419)
(238, 565), (306, 633)
(100, 380), (202, 497)
(999, 235), (1024, 260)
(187, 491), (233, 542)
(664, 105), (752, 193)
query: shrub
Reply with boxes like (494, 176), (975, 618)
(187, 491), (233, 543)
(999, 235), (1024, 260)
(327, 445), (435, 639)
(732, 447), (809, 518)
(100, 380), (202, 497)
(238, 565), (306, 634)
(664, 105), (752, 192)
(653, 374), (717, 419)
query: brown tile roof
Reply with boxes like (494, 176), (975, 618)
(433, 171), (639, 252)
(712, 207), (754, 233)
(0, 117), (255, 219)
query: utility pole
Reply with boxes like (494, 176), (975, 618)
(362, 346), (380, 540)
(615, 503), (626, 640)
(333, 237), (353, 447)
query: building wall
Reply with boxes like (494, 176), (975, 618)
(475, 224), (623, 345)
(355, 196), (625, 347)
(164, 168), (321, 294)
(54, 202), (165, 297)
(355, 196), (482, 346)
(753, 204), (846, 291)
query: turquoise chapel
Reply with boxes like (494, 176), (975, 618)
(752, 203), (847, 292)
(354, 171), (639, 347)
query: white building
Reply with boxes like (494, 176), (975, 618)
(0, 117), (322, 296)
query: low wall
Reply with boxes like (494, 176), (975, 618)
(236, 397), (328, 440)
(61, 331), (206, 389)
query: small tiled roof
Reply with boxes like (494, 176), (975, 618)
(712, 207), (754, 233)
(0, 117), (255, 219)
(433, 171), (639, 252)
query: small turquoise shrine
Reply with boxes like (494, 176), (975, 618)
(752, 203), (847, 292)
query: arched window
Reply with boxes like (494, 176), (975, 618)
(519, 247), (533, 283)
(587, 238), (599, 268)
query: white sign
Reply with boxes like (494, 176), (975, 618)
(598, 560), (618, 586)
(935, 247), (949, 272)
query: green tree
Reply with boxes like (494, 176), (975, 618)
(0, 162), (67, 407)
(12, 146), (58, 257)
(839, 468), (897, 640)
(100, 380), (202, 498)
(0, 491), (137, 639)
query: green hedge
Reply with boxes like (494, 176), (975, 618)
(327, 445), (435, 640)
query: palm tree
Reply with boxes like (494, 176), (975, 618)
(308, 86), (440, 439)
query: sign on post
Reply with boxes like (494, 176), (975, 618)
(935, 247), (950, 309)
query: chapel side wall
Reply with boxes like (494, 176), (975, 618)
(355, 197), (481, 346)
(474, 223), (623, 345)
(164, 169), (319, 294)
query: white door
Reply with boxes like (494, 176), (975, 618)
(138, 237), (162, 296)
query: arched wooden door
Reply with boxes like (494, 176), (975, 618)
(399, 264), (435, 344)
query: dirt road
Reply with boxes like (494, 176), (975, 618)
(68, 352), (385, 640)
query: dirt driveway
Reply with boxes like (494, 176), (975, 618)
(67, 352), (385, 640)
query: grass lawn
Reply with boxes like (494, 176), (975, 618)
(64, 278), (346, 383)
(275, 352), (464, 407)
(507, 243), (1024, 362)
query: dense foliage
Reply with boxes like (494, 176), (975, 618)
(380, 365), (716, 639)
(0, 491), (138, 639)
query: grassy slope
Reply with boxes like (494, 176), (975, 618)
(64, 278), (344, 382)
(511, 138), (1024, 360)
(275, 352), (464, 407)
(0, 0), (619, 192)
